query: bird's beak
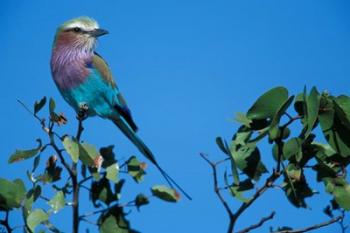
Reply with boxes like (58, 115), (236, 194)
(89, 28), (109, 37)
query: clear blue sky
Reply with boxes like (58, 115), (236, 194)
(0, 1), (350, 232)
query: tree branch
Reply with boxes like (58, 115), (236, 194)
(72, 117), (85, 233)
(232, 170), (281, 226)
(200, 153), (234, 232)
(0, 211), (12, 233)
(200, 153), (282, 233)
(236, 211), (275, 233)
(273, 216), (342, 233)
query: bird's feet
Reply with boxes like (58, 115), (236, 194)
(77, 103), (89, 121)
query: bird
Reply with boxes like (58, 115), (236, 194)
(50, 17), (191, 200)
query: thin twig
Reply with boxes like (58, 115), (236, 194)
(0, 211), (12, 233)
(80, 185), (91, 192)
(236, 211), (275, 233)
(50, 139), (74, 178)
(200, 153), (234, 233)
(80, 208), (108, 219)
(200, 153), (282, 233)
(284, 112), (293, 121)
(273, 216), (342, 233)
(17, 100), (44, 125)
(39, 195), (50, 202)
(339, 210), (348, 233)
(80, 217), (97, 225)
(78, 175), (93, 186)
(232, 170), (281, 225)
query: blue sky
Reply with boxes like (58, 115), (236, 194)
(0, 0), (350, 232)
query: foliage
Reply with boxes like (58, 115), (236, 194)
(0, 97), (179, 233)
(209, 86), (349, 232)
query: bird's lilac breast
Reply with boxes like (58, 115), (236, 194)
(51, 46), (92, 90)
(52, 63), (89, 90)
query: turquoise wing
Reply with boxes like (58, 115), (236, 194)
(90, 52), (138, 131)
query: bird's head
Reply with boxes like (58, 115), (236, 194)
(53, 17), (108, 52)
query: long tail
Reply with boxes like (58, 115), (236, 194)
(112, 118), (192, 200)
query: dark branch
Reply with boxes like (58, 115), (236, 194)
(72, 117), (85, 233)
(200, 152), (282, 233)
(236, 211), (275, 233)
(232, 170), (281, 224)
(200, 153), (234, 218)
(0, 211), (12, 233)
(200, 153), (235, 233)
(339, 209), (348, 233)
(50, 139), (75, 178)
(273, 216), (342, 233)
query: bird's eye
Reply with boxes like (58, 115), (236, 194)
(73, 27), (81, 32)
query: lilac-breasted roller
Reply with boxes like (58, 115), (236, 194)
(50, 17), (190, 199)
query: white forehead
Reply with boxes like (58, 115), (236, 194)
(62, 17), (99, 31)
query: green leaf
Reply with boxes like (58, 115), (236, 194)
(226, 143), (240, 185)
(100, 145), (117, 168)
(313, 160), (337, 182)
(230, 131), (267, 181)
(79, 143), (99, 166)
(231, 145), (267, 181)
(38, 156), (62, 183)
(127, 156), (146, 183)
(313, 143), (337, 160)
(294, 93), (305, 116)
(34, 97), (47, 115)
(8, 140), (42, 164)
(304, 87), (320, 138)
(319, 98), (350, 157)
(283, 137), (303, 161)
(247, 86), (289, 120)
(282, 164), (314, 208)
(62, 137), (79, 163)
(27, 209), (48, 232)
(106, 164), (119, 183)
(135, 194), (149, 211)
(216, 137), (228, 154)
(234, 112), (252, 127)
(23, 185), (41, 217)
(324, 178), (350, 210)
(151, 185), (180, 202)
(229, 186), (251, 203)
(0, 178), (26, 210)
(333, 184), (350, 210)
(91, 177), (116, 207)
(334, 95), (350, 130)
(114, 179), (125, 200)
(48, 191), (65, 213)
(269, 95), (295, 140)
(99, 207), (139, 233)
(32, 155), (41, 172)
(49, 98), (56, 114)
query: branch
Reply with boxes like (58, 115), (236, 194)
(200, 153), (234, 224)
(76, 117), (84, 142)
(339, 209), (348, 233)
(273, 216), (342, 233)
(0, 211), (12, 233)
(50, 139), (74, 178)
(72, 116), (85, 233)
(17, 100), (46, 130)
(236, 211), (275, 233)
(232, 170), (281, 224)
(200, 152), (282, 233)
